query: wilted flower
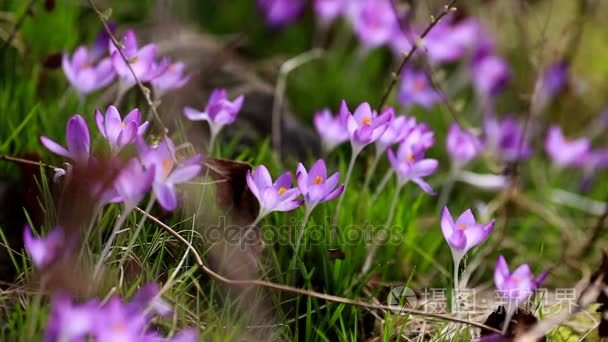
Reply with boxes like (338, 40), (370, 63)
(95, 106), (149, 153)
(114, 158), (155, 209)
(397, 67), (441, 109)
(109, 30), (167, 92)
(348, 0), (398, 48)
(62, 46), (115, 96)
(484, 115), (532, 162)
(296, 159), (344, 211)
(184, 88), (244, 149)
(531, 61), (569, 115)
(545, 125), (590, 168)
(342, 101), (393, 154)
(137, 137), (202, 211)
(472, 54), (511, 98)
(441, 207), (495, 259)
(151, 61), (190, 98)
(23, 225), (64, 268)
(314, 108), (349, 152)
(257, 0), (306, 28)
(246, 165), (302, 219)
(494, 255), (545, 305)
(41, 114), (90, 165)
(387, 138), (438, 194)
(446, 123), (483, 166)
(314, 0), (347, 23)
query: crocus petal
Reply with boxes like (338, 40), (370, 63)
(274, 172), (292, 190)
(40, 136), (71, 158)
(296, 163), (308, 194)
(412, 177), (435, 195)
(253, 165), (273, 190)
(104, 106), (123, 145)
(246, 171), (260, 199)
(494, 255), (510, 288)
(155, 182), (178, 211)
(66, 115), (90, 163)
(116, 121), (138, 149)
(183, 107), (208, 121)
(260, 186), (278, 211)
(167, 164), (202, 184)
(447, 228), (467, 250)
(95, 109), (106, 138)
(463, 221), (494, 251)
(124, 108), (141, 124)
(276, 199), (303, 212)
(323, 184), (344, 202)
(308, 159), (327, 184)
(412, 159), (438, 178)
(455, 209), (476, 227)
(440, 206), (455, 242)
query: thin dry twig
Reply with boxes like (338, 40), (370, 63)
(378, 0), (458, 109)
(0, 0), (37, 53)
(134, 206), (502, 334)
(0, 154), (56, 170)
(87, 0), (168, 135)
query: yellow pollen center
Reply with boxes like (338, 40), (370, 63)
(458, 223), (467, 230)
(120, 121), (126, 127)
(362, 116), (372, 125)
(277, 187), (287, 195)
(406, 154), (415, 162)
(313, 176), (323, 184)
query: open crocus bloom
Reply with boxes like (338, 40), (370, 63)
(376, 114), (416, 156)
(23, 225), (64, 268)
(397, 67), (441, 109)
(137, 137), (202, 211)
(446, 123), (484, 166)
(41, 114), (90, 165)
(114, 158), (155, 209)
(44, 294), (99, 342)
(494, 255), (546, 305)
(424, 17), (481, 64)
(296, 159), (344, 210)
(95, 106), (149, 153)
(109, 30), (167, 91)
(183, 88), (245, 137)
(314, 108), (349, 152)
(545, 125), (590, 168)
(151, 61), (190, 98)
(342, 101), (393, 153)
(440, 207), (495, 260)
(348, 0), (397, 48)
(246, 165), (302, 218)
(387, 138), (438, 194)
(62, 46), (115, 96)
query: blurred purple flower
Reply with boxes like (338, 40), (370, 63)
(397, 67), (441, 109)
(93, 297), (148, 342)
(151, 61), (190, 98)
(109, 30), (167, 91)
(314, 108), (349, 152)
(257, 0), (306, 28)
(314, 0), (347, 23)
(376, 115), (416, 155)
(23, 225), (64, 268)
(184, 88), (245, 138)
(389, 26), (414, 57)
(296, 159), (344, 210)
(494, 255), (545, 305)
(137, 137), (202, 211)
(41, 114), (90, 165)
(531, 61), (569, 114)
(348, 0), (398, 48)
(484, 115), (532, 162)
(44, 294), (99, 342)
(91, 22), (116, 61)
(441, 207), (495, 258)
(342, 101), (393, 154)
(62, 46), (115, 96)
(95, 106), (149, 153)
(387, 139), (438, 194)
(127, 283), (172, 318)
(472, 54), (511, 98)
(424, 17), (481, 64)
(246, 165), (302, 218)
(114, 158), (155, 209)
(545, 125), (590, 168)
(446, 123), (483, 166)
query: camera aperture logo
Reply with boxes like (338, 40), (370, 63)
(386, 286), (418, 313)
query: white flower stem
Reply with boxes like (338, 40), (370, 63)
(452, 254), (463, 314)
(208, 132), (217, 156)
(502, 303), (517, 334)
(117, 195), (156, 273)
(93, 205), (133, 279)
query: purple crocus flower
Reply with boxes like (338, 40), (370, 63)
(109, 30), (167, 91)
(62, 46), (115, 97)
(151, 61), (190, 98)
(484, 115), (532, 162)
(348, 0), (398, 48)
(397, 67), (441, 109)
(472, 54), (511, 98)
(23, 225), (64, 268)
(531, 61), (569, 115)
(342, 101), (393, 154)
(440, 207), (495, 259)
(93, 297), (148, 342)
(95, 106), (149, 153)
(296, 159), (344, 211)
(183, 88), (245, 145)
(446, 123), (483, 166)
(257, 0), (306, 28)
(545, 125), (590, 168)
(44, 294), (99, 342)
(494, 255), (545, 305)
(127, 283), (172, 317)
(114, 158), (155, 209)
(376, 115), (416, 156)
(314, 0), (346, 23)
(314, 108), (349, 152)
(41, 114), (90, 165)
(137, 137), (202, 211)
(387, 139), (438, 194)
(424, 17), (481, 64)
(246, 165), (302, 218)
(91, 22), (116, 61)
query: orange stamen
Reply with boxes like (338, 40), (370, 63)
(313, 176), (323, 184)
(362, 116), (372, 125)
(277, 187), (287, 195)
